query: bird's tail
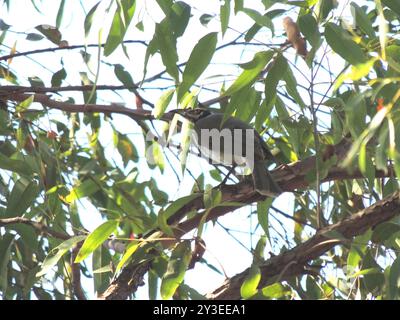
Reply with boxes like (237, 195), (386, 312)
(252, 161), (282, 197)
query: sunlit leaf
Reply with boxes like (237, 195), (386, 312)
(116, 241), (140, 272)
(160, 241), (192, 299)
(154, 89), (175, 119)
(65, 179), (101, 203)
(36, 235), (86, 277)
(240, 264), (261, 299)
(104, 0), (136, 56)
(225, 50), (274, 96)
(75, 220), (119, 263)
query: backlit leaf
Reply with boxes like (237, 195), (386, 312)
(75, 220), (119, 263)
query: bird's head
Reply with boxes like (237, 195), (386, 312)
(170, 108), (211, 122)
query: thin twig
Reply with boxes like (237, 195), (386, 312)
(0, 40), (148, 62)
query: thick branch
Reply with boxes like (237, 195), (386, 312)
(71, 244), (87, 300)
(3, 92), (157, 122)
(99, 137), (395, 299)
(207, 191), (400, 299)
(1, 85), (138, 93)
(0, 216), (70, 240)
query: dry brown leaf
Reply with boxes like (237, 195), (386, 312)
(283, 17), (308, 58)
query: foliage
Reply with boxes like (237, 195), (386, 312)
(0, 0), (400, 300)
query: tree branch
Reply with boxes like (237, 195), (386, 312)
(71, 244), (87, 300)
(0, 216), (70, 240)
(0, 40), (147, 62)
(3, 92), (159, 122)
(206, 191), (400, 299)
(98, 137), (396, 299)
(1, 84), (138, 93)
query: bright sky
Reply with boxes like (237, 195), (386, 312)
(0, 0), (361, 299)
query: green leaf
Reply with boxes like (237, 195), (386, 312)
(56, 0), (66, 29)
(169, 2), (191, 38)
(0, 234), (14, 291)
(6, 179), (39, 217)
(325, 22), (367, 65)
(203, 187), (222, 209)
(298, 13), (321, 48)
(75, 220), (119, 263)
(375, 124), (388, 171)
(199, 14), (214, 26)
(388, 255), (400, 299)
(245, 23), (261, 42)
(154, 89), (175, 119)
(351, 3), (375, 38)
(51, 68), (67, 87)
(317, 0), (337, 20)
(84, 1), (101, 37)
(179, 118), (192, 174)
(240, 264), (261, 299)
(155, 22), (179, 81)
(225, 50), (274, 96)
(0, 153), (34, 176)
(92, 246), (112, 294)
(158, 208), (175, 237)
(178, 32), (218, 102)
(372, 222), (400, 243)
(220, 0), (230, 36)
(26, 33), (44, 41)
(242, 8), (273, 30)
(261, 283), (290, 298)
(104, 0), (136, 56)
(257, 198), (273, 238)
(65, 179), (100, 203)
(36, 235), (86, 277)
(162, 194), (200, 222)
(0, 19), (10, 31)
(117, 134), (139, 166)
(265, 54), (288, 108)
(347, 231), (371, 274)
(334, 58), (376, 91)
(156, 0), (173, 15)
(114, 64), (135, 88)
(116, 241), (140, 272)
(15, 95), (34, 112)
(28, 76), (45, 88)
(382, 0), (400, 16)
(254, 235), (267, 261)
(148, 270), (159, 300)
(161, 241), (192, 299)
(35, 24), (61, 45)
(234, 0), (243, 14)
(358, 141), (375, 187)
(284, 65), (306, 109)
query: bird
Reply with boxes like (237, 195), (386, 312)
(171, 108), (282, 197)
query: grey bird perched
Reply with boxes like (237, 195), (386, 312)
(171, 108), (282, 197)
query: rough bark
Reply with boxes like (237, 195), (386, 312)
(207, 191), (400, 299)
